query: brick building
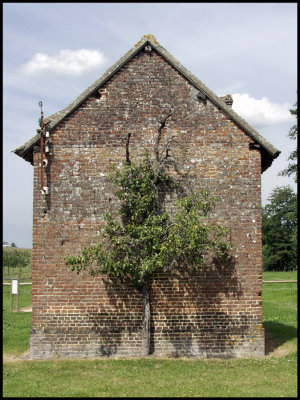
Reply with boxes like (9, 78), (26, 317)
(14, 34), (280, 359)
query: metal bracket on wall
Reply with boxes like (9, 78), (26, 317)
(249, 143), (261, 150)
(197, 90), (207, 101)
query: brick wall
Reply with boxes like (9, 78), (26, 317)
(30, 48), (264, 359)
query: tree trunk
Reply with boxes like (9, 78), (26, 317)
(141, 274), (151, 357)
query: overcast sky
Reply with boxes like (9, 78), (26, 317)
(3, 3), (297, 249)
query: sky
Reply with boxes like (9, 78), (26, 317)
(3, 3), (297, 249)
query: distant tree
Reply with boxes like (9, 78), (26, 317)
(279, 102), (297, 183)
(11, 243), (17, 248)
(2, 248), (31, 278)
(262, 186), (297, 271)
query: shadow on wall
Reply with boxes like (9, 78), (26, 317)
(85, 253), (261, 358)
(149, 254), (252, 357)
(86, 279), (143, 357)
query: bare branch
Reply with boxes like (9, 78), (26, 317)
(155, 107), (180, 163)
(125, 133), (132, 165)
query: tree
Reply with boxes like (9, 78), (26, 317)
(66, 118), (231, 356)
(3, 248), (31, 269)
(262, 186), (297, 271)
(2, 248), (31, 278)
(279, 102), (297, 183)
(11, 243), (17, 248)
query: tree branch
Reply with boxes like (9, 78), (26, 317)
(125, 132), (132, 165)
(154, 107), (180, 163)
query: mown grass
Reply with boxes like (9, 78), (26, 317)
(3, 353), (297, 397)
(262, 271), (297, 355)
(263, 269), (297, 281)
(2, 271), (298, 397)
(3, 285), (32, 354)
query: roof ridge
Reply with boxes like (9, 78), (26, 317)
(13, 34), (280, 169)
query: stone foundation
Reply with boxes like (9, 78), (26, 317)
(29, 325), (265, 360)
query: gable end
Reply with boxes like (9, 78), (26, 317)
(13, 34), (280, 171)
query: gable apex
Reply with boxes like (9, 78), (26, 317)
(13, 34), (280, 171)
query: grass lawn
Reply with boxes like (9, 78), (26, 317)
(3, 353), (297, 397)
(2, 271), (298, 397)
(3, 285), (32, 354)
(263, 270), (297, 281)
(262, 270), (297, 357)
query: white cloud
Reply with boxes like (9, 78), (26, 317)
(231, 93), (294, 129)
(21, 49), (107, 75)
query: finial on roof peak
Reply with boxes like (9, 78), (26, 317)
(142, 34), (158, 42)
(135, 34), (158, 47)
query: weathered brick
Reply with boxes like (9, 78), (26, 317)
(14, 35), (280, 360)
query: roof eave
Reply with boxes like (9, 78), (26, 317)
(12, 131), (40, 164)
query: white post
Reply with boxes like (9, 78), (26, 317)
(11, 278), (19, 312)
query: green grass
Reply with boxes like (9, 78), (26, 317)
(262, 271), (297, 355)
(263, 270), (297, 281)
(3, 353), (297, 397)
(2, 284), (32, 310)
(2, 271), (298, 397)
(3, 285), (32, 354)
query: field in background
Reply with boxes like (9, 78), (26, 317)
(3, 284), (32, 354)
(263, 270), (297, 281)
(2, 271), (297, 397)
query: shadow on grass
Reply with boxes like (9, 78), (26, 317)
(263, 321), (297, 355)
